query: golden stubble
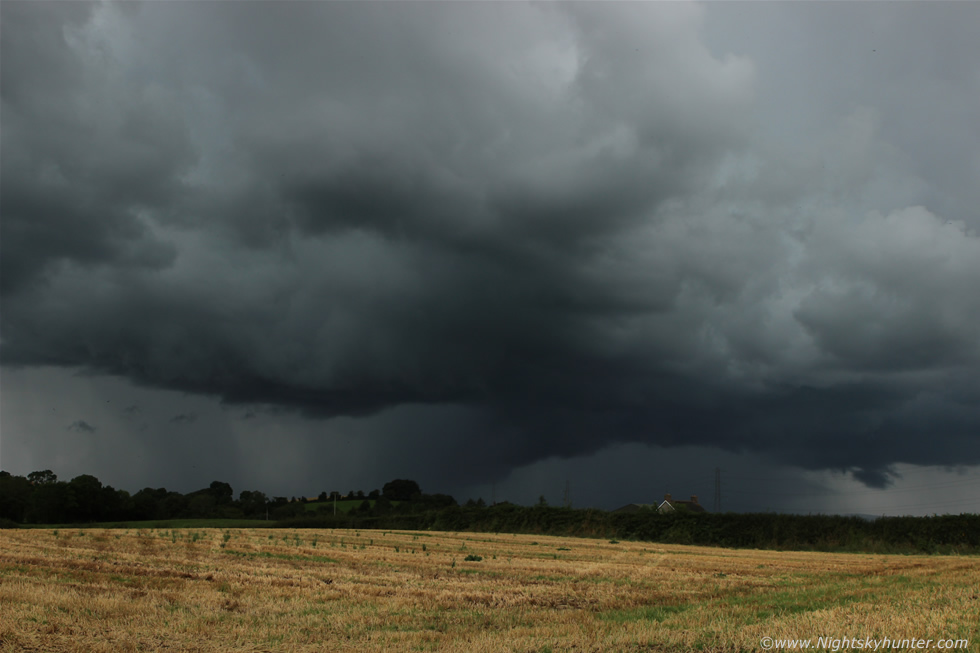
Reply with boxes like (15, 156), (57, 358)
(1, 528), (977, 652)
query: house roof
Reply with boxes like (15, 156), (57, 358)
(658, 499), (707, 513)
(614, 494), (709, 514)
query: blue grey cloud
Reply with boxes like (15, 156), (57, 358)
(67, 420), (96, 434)
(2, 1), (978, 497)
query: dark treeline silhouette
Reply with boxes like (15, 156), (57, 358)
(280, 504), (980, 555)
(3, 470), (979, 554)
(0, 470), (443, 525)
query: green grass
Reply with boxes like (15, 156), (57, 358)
(221, 549), (340, 564)
(304, 499), (369, 513)
(708, 574), (888, 624)
(597, 604), (692, 624)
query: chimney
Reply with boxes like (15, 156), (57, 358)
(664, 493), (672, 502)
(691, 495), (699, 504)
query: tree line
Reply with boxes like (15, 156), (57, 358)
(0, 470), (446, 525)
(279, 503), (980, 555)
(4, 470), (979, 554)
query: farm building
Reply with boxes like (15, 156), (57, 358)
(612, 494), (707, 514)
(658, 494), (706, 513)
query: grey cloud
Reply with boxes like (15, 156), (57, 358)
(794, 207), (980, 372)
(2, 2), (979, 493)
(1, 1), (191, 294)
(0, 2), (95, 109)
(67, 420), (96, 434)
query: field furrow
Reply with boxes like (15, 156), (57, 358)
(1, 528), (977, 652)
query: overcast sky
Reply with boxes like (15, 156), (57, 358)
(3, 1), (979, 516)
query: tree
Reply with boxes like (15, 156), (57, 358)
(28, 481), (69, 523)
(418, 493), (457, 510)
(372, 496), (393, 515)
(271, 502), (303, 520)
(159, 492), (189, 519)
(239, 490), (268, 518)
(382, 479), (421, 502)
(0, 473), (32, 522)
(188, 494), (217, 518)
(100, 486), (130, 521)
(132, 488), (165, 520)
(28, 470), (58, 485)
(67, 474), (104, 522)
(208, 481), (233, 505)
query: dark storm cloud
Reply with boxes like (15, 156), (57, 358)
(2, 2), (979, 490)
(169, 413), (198, 426)
(0, 2), (188, 295)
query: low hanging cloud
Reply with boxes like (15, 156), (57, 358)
(67, 421), (96, 434)
(2, 1), (979, 490)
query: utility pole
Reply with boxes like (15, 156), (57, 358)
(333, 493), (337, 517)
(563, 480), (570, 508)
(714, 467), (722, 513)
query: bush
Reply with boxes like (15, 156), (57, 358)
(0, 518), (20, 529)
(270, 504), (980, 555)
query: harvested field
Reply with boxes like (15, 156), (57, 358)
(1, 528), (977, 652)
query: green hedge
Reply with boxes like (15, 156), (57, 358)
(274, 505), (980, 555)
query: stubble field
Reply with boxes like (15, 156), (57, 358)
(1, 527), (977, 652)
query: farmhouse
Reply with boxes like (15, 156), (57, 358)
(658, 493), (706, 513)
(612, 494), (707, 514)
